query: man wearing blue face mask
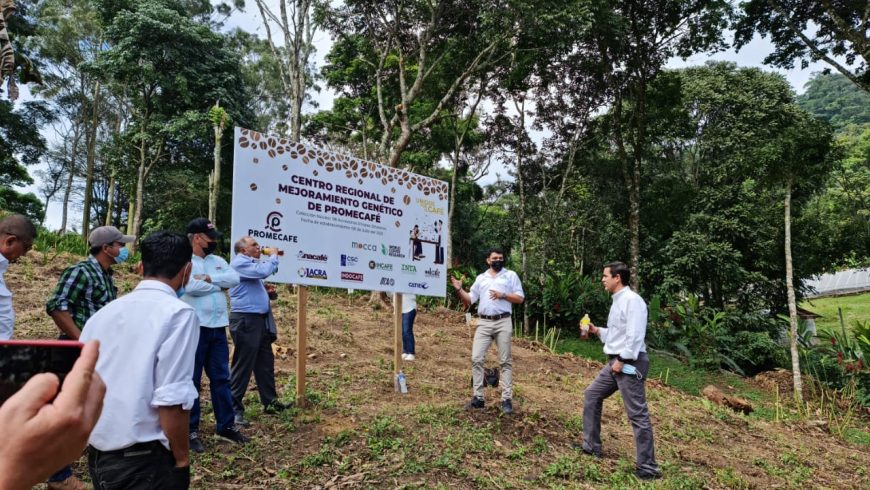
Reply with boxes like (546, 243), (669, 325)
(45, 225), (133, 489)
(181, 218), (245, 453)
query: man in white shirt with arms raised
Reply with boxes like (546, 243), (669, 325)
(80, 231), (199, 489)
(579, 261), (661, 481)
(451, 248), (524, 415)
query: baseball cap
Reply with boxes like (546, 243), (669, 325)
(88, 226), (135, 248)
(186, 217), (222, 239)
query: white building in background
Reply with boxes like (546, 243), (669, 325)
(804, 268), (870, 298)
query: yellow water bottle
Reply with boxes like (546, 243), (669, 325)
(580, 314), (590, 340)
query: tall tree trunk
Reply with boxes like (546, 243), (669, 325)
(104, 165), (115, 226)
(60, 122), (83, 233)
(81, 81), (101, 238)
(125, 199), (135, 235)
(784, 176), (803, 405)
(209, 102), (227, 224)
(513, 97), (530, 336)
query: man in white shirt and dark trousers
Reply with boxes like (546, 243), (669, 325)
(182, 218), (246, 453)
(579, 261), (661, 481)
(228, 236), (290, 425)
(80, 231), (199, 489)
(0, 214), (36, 340)
(450, 248), (524, 415)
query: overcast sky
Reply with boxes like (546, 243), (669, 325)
(20, 4), (836, 231)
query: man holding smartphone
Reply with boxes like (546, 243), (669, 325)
(80, 232), (199, 489)
(0, 214), (37, 340)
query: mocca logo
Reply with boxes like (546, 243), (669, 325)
(340, 271), (364, 282)
(265, 211), (283, 232)
(297, 267), (327, 280)
(297, 250), (328, 262)
(424, 268), (440, 278)
(340, 254), (359, 267)
(381, 243), (405, 258)
(380, 277), (395, 286)
(401, 264), (417, 274)
(368, 260), (393, 271)
(351, 242), (377, 252)
(408, 282), (429, 290)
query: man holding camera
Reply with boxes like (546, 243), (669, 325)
(228, 236), (289, 425)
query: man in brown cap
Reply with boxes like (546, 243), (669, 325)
(44, 225), (133, 490)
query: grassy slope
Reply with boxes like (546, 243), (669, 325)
(802, 292), (870, 333)
(7, 251), (870, 489)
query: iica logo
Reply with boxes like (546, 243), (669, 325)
(380, 277), (395, 286)
(297, 267), (328, 280)
(408, 282), (429, 290)
(340, 254), (359, 267)
(265, 211), (283, 232)
(401, 264), (417, 274)
(352, 242), (377, 252)
(340, 272), (364, 282)
(368, 261), (393, 271)
(424, 268), (441, 278)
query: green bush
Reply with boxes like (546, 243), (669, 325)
(524, 270), (610, 329)
(723, 331), (788, 375)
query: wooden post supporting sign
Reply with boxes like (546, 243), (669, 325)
(296, 285), (308, 406)
(394, 293), (403, 385)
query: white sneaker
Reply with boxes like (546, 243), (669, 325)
(405, 354), (415, 361)
(401, 353), (409, 360)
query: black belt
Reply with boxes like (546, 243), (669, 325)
(230, 312), (269, 318)
(88, 441), (166, 458)
(477, 312), (511, 320)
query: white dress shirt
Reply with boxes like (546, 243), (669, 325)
(597, 287), (648, 361)
(0, 252), (12, 339)
(402, 294), (417, 314)
(182, 254), (240, 328)
(469, 269), (524, 316)
(81, 280), (200, 451)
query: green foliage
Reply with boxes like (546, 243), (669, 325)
(798, 73), (870, 129)
(524, 269), (610, 328)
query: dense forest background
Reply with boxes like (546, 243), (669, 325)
(2, 1), (870, 386)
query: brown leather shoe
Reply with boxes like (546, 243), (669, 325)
(46, 475), (88, 490)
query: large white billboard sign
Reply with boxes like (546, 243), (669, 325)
(231, 128), (449, 297)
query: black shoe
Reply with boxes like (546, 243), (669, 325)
(464, 397), (484, 410)
(570, 441), (600, 458)
(217, 425), (249, 444)
(264, 401), (292, 414)
(635, 469), (662, 481)
(189, 432), (205, 454)
(501, 399), (513, 415)
(234, 413), (251, 427)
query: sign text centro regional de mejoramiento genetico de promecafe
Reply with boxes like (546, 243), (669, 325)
(231, 127), (449, 297)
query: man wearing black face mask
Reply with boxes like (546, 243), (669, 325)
(450, 248), (524, 414)
(181, 218), (246, 453)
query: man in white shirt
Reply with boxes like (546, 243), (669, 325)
(580, 261), (661, 481)
(181, 218), (246, 453)
(0, 214), (36, 340)
(450, 248), (524, 415)
(80, 231), (199, 489)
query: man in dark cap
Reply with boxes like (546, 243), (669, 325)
(181, 218), (247, 453)
(45, 225), (133, 489)
(0, 213), (37, 339)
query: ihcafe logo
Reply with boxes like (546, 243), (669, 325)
(380, 277), (395, 286)
(265, 211), (283, 232)
(340, 254), (359, 267)
(297, 267), (327, 280)
(352, 241), (377, 252)
(382, 244), (406, 258)
(368, 260), (393, 271)
(408, 282), (429, 290)
(297, 250), (328, 262)
(401, 264), (417, 274)
(340, 271), (364, 282)
(424, 268), (440, 278)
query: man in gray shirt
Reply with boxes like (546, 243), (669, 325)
(579, 261), (661, 481)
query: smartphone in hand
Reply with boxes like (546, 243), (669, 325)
(0, 340), (84, 405)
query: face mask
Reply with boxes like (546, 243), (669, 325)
(204, 241), (218, 256)
(114, 247), (129, 264)
(490, 260), (504, 272)
(176, 287), (186, 298)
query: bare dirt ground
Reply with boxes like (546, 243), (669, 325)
(8, 251), (870, 489)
